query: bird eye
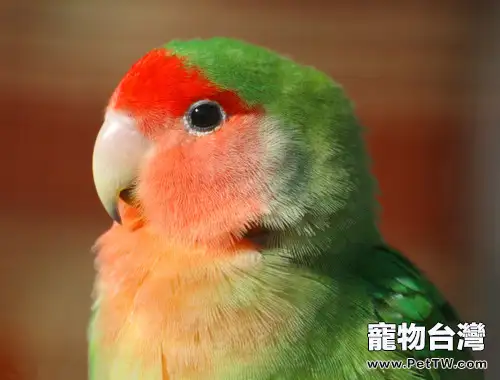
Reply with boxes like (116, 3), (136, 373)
(183, 99), (226, 135)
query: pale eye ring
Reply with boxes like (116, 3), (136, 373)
(183, 99), (227, 135)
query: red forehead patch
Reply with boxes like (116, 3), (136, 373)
(111, 48), (252, 122)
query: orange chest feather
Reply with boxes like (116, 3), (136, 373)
(92, 223), (272, 376)
(95, 224), (258, 337)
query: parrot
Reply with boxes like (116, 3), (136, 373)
(89, 37), (485, 380)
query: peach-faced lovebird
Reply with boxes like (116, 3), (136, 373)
(90, 38), (484, 379)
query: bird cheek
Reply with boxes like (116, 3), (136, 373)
(135, 115), (270, 243)
(136, 114), (183, 141)
(150, 127), (187, 151)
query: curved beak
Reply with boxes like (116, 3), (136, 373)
(92, 110), (152, 223)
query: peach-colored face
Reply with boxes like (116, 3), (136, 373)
(93, 49), (273, 247)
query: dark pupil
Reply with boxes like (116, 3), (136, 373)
(190, 103), (222, 129)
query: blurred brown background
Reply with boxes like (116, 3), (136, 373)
(0, 1), (496, 379)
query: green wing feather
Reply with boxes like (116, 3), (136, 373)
(88, 302), (100, 380)
(360, 245), (485, 380)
